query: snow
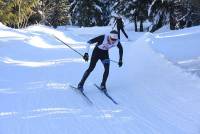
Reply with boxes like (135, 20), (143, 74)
(152, 25), (200, 76)
(0, 23), (200, 134)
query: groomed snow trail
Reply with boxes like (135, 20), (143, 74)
(0, 25), (200, 134)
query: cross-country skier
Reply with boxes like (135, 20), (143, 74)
(113, 15), (129, 40)
(78, 30), (123, 92)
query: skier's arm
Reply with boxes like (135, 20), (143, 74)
(83, 35), (104, 62)
(117, 42), (123, 67)
(85, 35), (104, 53)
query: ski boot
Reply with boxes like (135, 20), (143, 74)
(100, 84), (107, 92)
(77, 83), (84, 92)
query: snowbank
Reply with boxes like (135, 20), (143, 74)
(151, 25), (200, 61)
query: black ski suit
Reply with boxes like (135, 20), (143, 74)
(114, 17), (128, 39)
(79, 34), (123, 87)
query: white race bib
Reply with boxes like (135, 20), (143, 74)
(98, 35), (118, 50)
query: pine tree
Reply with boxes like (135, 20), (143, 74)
(149, 0), (176, 32)
(190, 0), (200, 26)
(70, 0), (109, 27)
(113, 0), (149, 32)
(37, 0), (70, 28)
(0, 0), (39, 28)
(137, 0), (149, 31)
(149, 0), (194, 31)
(172, 0), (193, 29)
(98, 0), (111, 26)
(0, 0), (4, 21)
(48, 0), (70, 28)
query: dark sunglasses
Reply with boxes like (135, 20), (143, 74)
(110, 37), (117, 41)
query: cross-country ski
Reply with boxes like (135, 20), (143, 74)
(70, 85), (93, 105)
(94, 84), (118, 105)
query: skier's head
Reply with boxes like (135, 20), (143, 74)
(109, 30), (118, 43)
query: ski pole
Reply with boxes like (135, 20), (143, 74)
(109, 59), (118, 64)
(53, 35), (84, 57)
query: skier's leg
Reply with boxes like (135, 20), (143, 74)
(121, 27), (128, 39)
(78, 52), (98, 87)
(100, 59), (110, 89)
(117, 26), (121, 39)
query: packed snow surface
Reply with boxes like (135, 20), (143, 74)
(0, 24), (200, 134)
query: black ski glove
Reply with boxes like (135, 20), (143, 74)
(83, 53), (89, 62)
(118, 60), (123, 67)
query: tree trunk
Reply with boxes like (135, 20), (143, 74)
(18, 2), (21, 29)
(140, 18), (144, 32)
(170, 14), (176, 30)
(134, 15), (137, 32)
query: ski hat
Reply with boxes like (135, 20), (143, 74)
(109, 30), (118, 40)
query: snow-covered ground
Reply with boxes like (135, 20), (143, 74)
(152, 25), (200, 77)
(0, 23), (200, 134)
